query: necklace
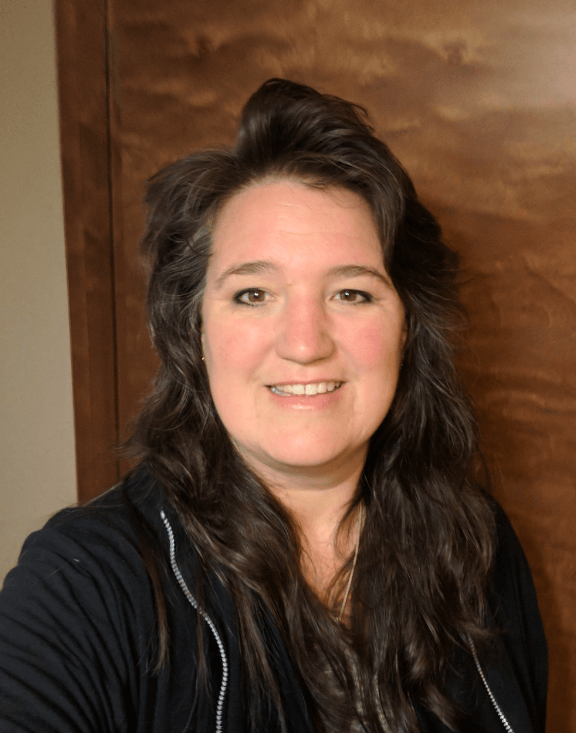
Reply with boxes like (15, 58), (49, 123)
(337, 505), (363, 622)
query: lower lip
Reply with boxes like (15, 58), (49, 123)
(266, 385), (344, 409)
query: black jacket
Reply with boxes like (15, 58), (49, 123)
(0, 469), (547, 732)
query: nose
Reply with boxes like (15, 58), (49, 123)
(275, 296), (335, 363)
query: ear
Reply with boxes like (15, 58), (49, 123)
(198, 331), (204, 364)
(400, 313), (408, 350)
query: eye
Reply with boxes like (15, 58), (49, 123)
(334, 289), (372, 304)
(234, 288), (269, 305)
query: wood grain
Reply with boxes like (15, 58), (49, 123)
(58, 0), (575, 726)
(55, 0), (120, 500)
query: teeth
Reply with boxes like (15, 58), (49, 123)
(269, 381), (342, 396)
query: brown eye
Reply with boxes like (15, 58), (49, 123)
(340, 290), (357, 302)
(336, 289), (371, 304)
(235, 289), (267, 305)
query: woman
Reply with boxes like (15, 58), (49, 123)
(0, 79), (546, 732)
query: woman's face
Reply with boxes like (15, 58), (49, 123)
(201, 181), (406, 484)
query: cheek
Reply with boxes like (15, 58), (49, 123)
(348, 321), (404, 372)
(203, 317), (269, 379)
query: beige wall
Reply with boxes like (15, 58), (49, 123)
(0, 1), (76, 582)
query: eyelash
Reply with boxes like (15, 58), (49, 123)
(334, 289), (373, 304)
(233, 289), (269, 306)
(233, 288), (373, 306)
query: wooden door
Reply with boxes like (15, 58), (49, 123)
(56, 1), (576, 729)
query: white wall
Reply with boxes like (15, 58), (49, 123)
(0, 0), (77, 582)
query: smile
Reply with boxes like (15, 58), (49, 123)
(268, 381), (343, 396)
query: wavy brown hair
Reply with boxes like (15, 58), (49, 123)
(128, 79), (496, 732)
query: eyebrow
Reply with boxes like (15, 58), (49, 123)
(213, 260), (279, 289)
(326, 264), (392, 287)
(213, 260), (392, 289)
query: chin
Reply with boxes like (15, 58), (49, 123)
(251, 439), (364, 476)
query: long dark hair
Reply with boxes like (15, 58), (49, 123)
(129, 79), (495, 732)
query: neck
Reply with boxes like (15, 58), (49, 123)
(252, 460), (365, 602)
(252, 456), (363, 542)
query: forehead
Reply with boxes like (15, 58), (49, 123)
(208, 181), (383, 270)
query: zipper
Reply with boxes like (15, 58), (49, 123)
(160, 512), (511, 733)
(466, 634), (515, 733)
(161, 510), (229, 733)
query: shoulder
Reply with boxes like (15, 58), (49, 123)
(487, 501), (548, 731)
(2, 466), (167, 623)
(489, 502), (544, 633)
(0, 467), (170, 731)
